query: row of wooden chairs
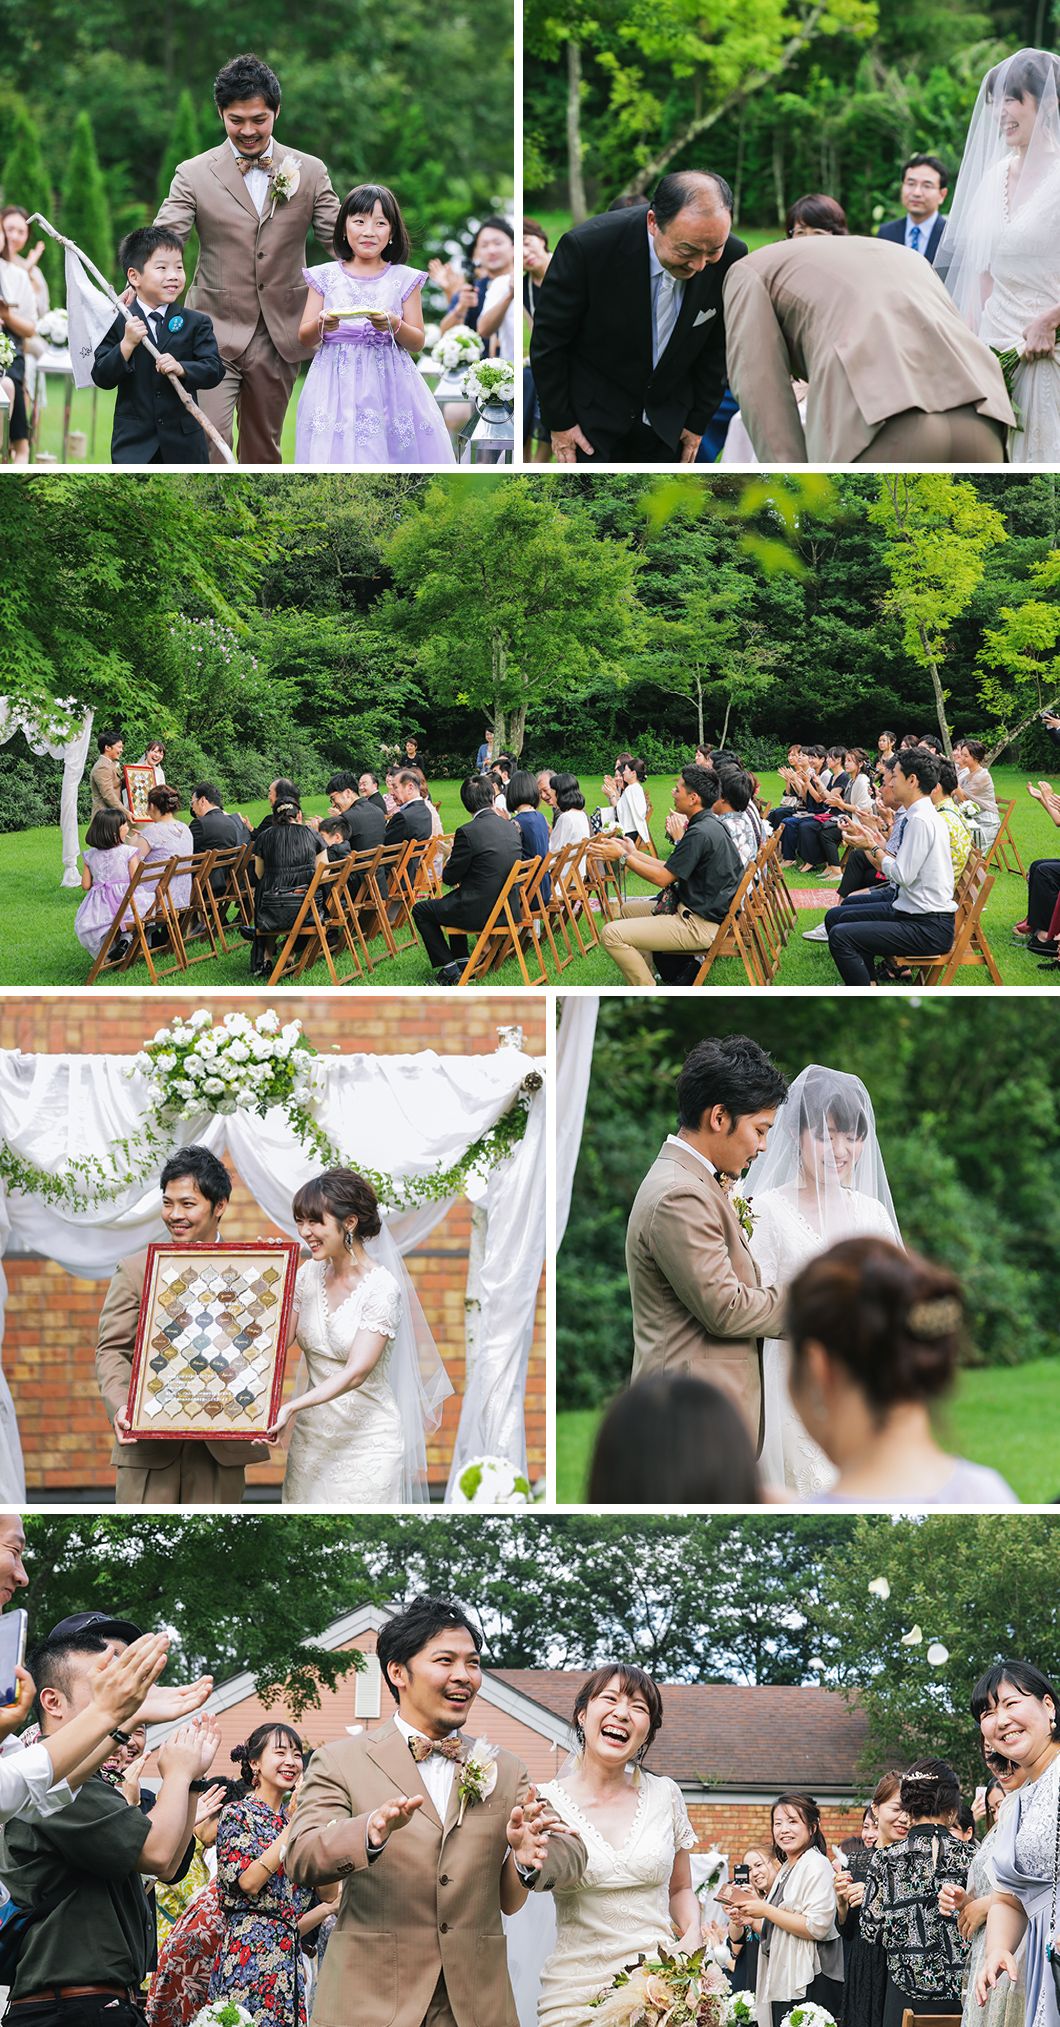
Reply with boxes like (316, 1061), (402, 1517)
(85, 835), (454, 987)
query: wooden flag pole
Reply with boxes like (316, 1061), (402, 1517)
(29, 213), (236, 466)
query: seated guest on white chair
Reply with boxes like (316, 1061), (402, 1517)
(412, 774), (524, 984)
(824, 747), (956, 985)
(592, 763), (743, 986)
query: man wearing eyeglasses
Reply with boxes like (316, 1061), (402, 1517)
(877, 155), (949, 264)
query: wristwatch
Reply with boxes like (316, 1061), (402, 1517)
(513, 1859), (540, 1886)
(109, 1726), (133, 1747)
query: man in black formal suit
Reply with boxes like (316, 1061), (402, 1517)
(357, 769), (388, 816)
(92, 227), (225, 463)
(310, 770), (387, 853)
(412, 775), (524, 983)
(529, 170), (746, 464)
(384, 769), (434, 848)
(188, 781), (251, 895)
(876, 155), (949, 264)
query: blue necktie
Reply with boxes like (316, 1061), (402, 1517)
(909, 224), (921, 253)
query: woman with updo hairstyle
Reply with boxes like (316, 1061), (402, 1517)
(250, 794), (324, 977)
(786, 193), (849, 236)
(786, 1236), (1018, 1505)
(535, 1663), (701, 2027)
(836, 1772), (910, 2027)
(860, 1759), (971, 2026)
(972, 1659), (1060, 2027)
(137, 783), (195, 913)
(274, 1169), (420, 1505)
(208, 1723), (329, 2026)
(727, 1790), (842, 2027)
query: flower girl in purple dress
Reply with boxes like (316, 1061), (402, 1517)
(295, 184), (455, 465)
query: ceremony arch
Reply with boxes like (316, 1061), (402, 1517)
(0, 698), (93, 887)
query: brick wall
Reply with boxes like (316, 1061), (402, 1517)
(2, 995), (546, 1495)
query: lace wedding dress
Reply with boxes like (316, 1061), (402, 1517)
(537, 1771), (697, 2027)
(281, 1259), (405, 1506)
(750, 1188), (898, 1497)
(976, 156), (1060, 463)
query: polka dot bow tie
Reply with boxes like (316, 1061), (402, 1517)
(236, 153), (274, 175)
(407, 1733), (466, 1764)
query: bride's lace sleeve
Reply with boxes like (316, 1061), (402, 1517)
(669, 1780), (698, 1854)
(748, 1194), (783, 1288)
(361, 1269), (402, 1341)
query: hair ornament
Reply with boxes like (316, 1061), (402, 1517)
(906, 1295), (963, 1340)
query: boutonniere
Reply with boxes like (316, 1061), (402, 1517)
(731, 1194), (756, 1241)
(455, 1739), (499, 1826)
(269, 154), (302, 218)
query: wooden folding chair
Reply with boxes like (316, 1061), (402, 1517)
(360, 840), (416, 959)
(900, 2014), (961, 2027)
(985, 798), (1026, 876)
(199, 841), (254, 954)
(758, 827), (797, 932)
(690, 858), (770, 987)
(265, 854), (362, 986)
(891, 855), (1001, 985)
(552, 840), (602, 956)
(583, 840), (627, 922)
(164, 849), (226, 969)
(387, 838), (435, 953)
(452, 860), (547, 986)
(86, 856), (181, 985)
(335, 845), (386, 974)
(533, 842), (582, 973)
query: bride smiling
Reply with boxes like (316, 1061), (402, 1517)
(536, 1665), (700, 2027)
(745, 1066), (901, 1498)
(271, 1167), (451, 1505)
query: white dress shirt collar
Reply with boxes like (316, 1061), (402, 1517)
(394, 1714), (457, 1816)
(906, 210), (939, 248)
(665, 1133), (730, 1186)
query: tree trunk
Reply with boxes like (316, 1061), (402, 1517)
(984, 692), (1060, 766)
(508, 704), (527, 758)
(720, 691), (732, 748)
(492, 631), (509, 754)
(567, 40), (588, 226)
(916, 618), (953, 756)
(772, 127), (785, 229)
(733, 106), (747, 225)
(619, 8), (826, 197)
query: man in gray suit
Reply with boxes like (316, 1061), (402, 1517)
(626, 1036), (789, 1453)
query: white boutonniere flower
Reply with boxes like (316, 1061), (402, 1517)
(456, 1738), (499, 1826)
(270, 154), (302, 217)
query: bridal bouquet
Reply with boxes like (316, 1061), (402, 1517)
(590, 1945), (730, 2026)
(449, 1456), (533, 1508)
(432, 324), (484, 372)
(37, 309), (69, 348)
(131, 1007), (321, 1120)
(464, 358), (515, 407)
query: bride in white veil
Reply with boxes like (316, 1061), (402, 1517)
(743, 1067), (901, 1498)
(937, 48), (1060, 461)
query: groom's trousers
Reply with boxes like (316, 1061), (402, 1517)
(420, 1977), (458, 2027)
(852, 404), (1006, 463)
(199, 318), (300, 464)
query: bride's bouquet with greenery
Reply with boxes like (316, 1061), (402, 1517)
(590, 1944), (730, 2026)
(189, 2004), (256, 2027)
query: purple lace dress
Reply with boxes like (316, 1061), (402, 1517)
(75, 842), (140, 956)
(295, 261), (455, 465)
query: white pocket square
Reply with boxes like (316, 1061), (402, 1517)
(693, 308), (716, 327)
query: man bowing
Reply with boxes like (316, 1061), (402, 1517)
(530, 171), (746, 463)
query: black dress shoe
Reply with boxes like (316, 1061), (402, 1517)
(434, 961), (464, 986)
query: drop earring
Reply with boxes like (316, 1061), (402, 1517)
(344, 1225), (356, 1253)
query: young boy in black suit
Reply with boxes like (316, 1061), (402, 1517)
(92, 227), (224, 464)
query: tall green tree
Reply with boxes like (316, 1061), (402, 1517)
(59, 111), (113, 278)
(384, 477), (638, 756)
(1, 101), (57, 298)
(976, 549), (1060, 758)
(869, 475), (1007, 753)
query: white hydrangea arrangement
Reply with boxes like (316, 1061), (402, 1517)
(780, 2006), (839, 2027)
(464, 358), (516, 408)
(190, 2004), (257, 2027)
(133, 1007), (321, 1120)
(432, 325), (485, 372)
(37, 309), (69, 347)
(448, 1456), (533, 1508)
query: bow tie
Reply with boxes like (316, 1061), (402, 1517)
(235, 152), (274, 176)
(407, 1733), (465, 1764)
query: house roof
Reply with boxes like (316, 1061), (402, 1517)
(492, 1672), (870, 1792)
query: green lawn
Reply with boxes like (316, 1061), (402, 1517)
(557, 1360), (1060, 1505)
(1, 767), (1055, 989)
(30, 370), (309, 465)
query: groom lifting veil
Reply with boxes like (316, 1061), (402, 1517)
(625, 1036), (790, 1454)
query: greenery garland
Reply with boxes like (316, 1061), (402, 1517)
(0, 1009), (538, 1215)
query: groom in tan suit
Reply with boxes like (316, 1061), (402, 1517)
(155, 52), (339, 462)
(722, 233), (1014, 463)
(626, 1035), (789, 1454)
(287, 1595), (586, 2027)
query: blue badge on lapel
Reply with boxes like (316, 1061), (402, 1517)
(167, 315), (185, 333)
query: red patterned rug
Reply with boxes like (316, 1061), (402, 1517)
(788, 885), (842, 908)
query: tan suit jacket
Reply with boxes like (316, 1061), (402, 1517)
(626, 1140), (787, 1454)
(155, 141), (340, 364)
(94, 1248), (269, 1472)
(286, 1718), (586, 2027)
(89, 755), (125, 817)
(722, 235), (1015, 462)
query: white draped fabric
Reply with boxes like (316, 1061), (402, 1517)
(0, 1046), (546, 1499)
(0, 699), (93, 887)
(555, 995), (599, 1249)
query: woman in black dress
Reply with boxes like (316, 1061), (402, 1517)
(251, 798), (323, 976)
(836, 1773), (909, 2027)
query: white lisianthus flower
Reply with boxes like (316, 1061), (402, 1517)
(197, 1035), (218, 1058)
(280, 1022), (301, 1048)
(133, 1052), (152, 1074)
(184, 1057), (205, 1080)
(927, 1643), (949, 1666)
(223, 1013), (251, 1035)
(153, 1028), (171, 1045)
(227, 1040), (250, 1063)
(190, 1009), (212, 1030)
(217, 1097), (237, 1115)
(174, 1079), (197, 1099)
(257, 1011), (281, 1035)
(203, 1077), (225, 1096)
(155, 1053), (177, 1073)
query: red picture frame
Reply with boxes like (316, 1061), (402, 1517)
(125, 1240), (301, 1442)
(123, 763), (156, 823)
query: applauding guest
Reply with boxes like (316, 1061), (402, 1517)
(209, 1725), (327, 2025)
(412, 774), (523, 983)
(787, 1235), (1018, 1504)
(953, 737), (1001, 850)
(824, 747), (956, 985)
(861, 1760), (971, 2027)
(593, 764), (743, 985)
(1016, 775), (1060, 961)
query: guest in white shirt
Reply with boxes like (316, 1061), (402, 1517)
(548, 774), (592, 853)
(603, 755), (649, 841)
(823, 747), (957, 984)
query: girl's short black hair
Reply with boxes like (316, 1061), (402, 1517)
(970, 1660), (1060, 1733)
(588, 1373), (760, 1503)
(85, 809), (127, 850)
(292, 1167), (382, 1242)
(377, 1595), (484, 1700)
(506, 770), (539, 811)
(335, 184), (411, 265)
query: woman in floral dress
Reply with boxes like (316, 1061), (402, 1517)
(208, 1724), (328, 2027)
(147, 1780), (241, 2027)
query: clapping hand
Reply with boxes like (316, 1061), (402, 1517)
(665, 810), (689, 843)
(157, 1715), (221, 1784)
(366, 1793), (425, 1848)
(506, 1788), (557, 1871)
(194, 1782), (229, 1830)
(588, 836), (625, 862)
(0, 1664), (36, 1741)
(89, 1631), (170, 1729)
(137, 1672), (214, 1725)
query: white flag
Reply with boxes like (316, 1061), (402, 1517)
(64, 247), (118, 389)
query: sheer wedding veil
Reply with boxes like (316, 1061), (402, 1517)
(743, 1064), (900, 1245)
(936, 48), (1060, 328)
(366, 1219), (453, 1503)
